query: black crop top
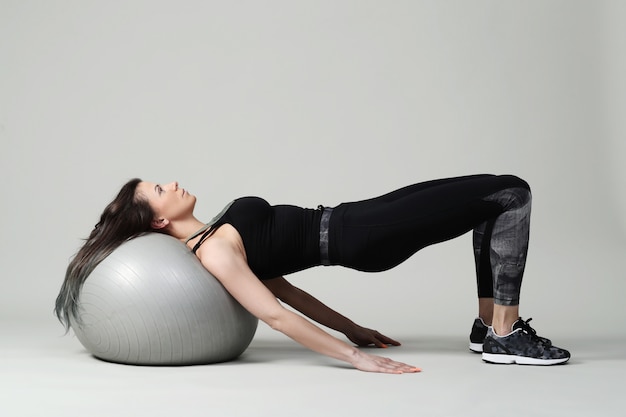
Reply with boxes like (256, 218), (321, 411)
(201, 197), (323, 280)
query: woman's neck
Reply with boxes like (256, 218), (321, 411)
(166, 217), (207, 242)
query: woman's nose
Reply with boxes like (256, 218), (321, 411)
(167, 181), (178, 190)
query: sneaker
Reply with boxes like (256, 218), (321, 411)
(482, 317), (570, 365)
(469, 318), (490, 353)
(470, 317), (552, 353)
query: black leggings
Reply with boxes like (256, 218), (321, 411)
(327, 174), (532, 306)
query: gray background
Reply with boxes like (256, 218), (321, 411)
(1, 1), (625, 416)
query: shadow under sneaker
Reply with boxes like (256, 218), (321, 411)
(482, 318), (570, 365)
(469, 318), (490, 353)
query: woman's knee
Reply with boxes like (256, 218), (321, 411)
(485, 177), (532, 211)
(497, 175), (531, 193)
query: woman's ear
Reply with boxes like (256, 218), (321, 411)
(151, 218), (170, 230)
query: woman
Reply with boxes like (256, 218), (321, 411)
(55, 174), (570, 373)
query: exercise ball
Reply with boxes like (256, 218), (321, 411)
(70, 233), (258, 365)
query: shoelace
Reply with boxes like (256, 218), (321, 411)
(516, 318), (552, 347)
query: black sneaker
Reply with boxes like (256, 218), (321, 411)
(482, 318), (570, 365)
(469, 318), (490, 353)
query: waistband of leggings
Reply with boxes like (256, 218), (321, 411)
(318, 205), (333, 266)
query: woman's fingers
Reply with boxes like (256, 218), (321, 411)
(352, 351), (421, 374)
(374, 331), (401, 347)
(376, 356), (421, 374)
(349, 327), (402, 348)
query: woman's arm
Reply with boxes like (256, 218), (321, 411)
(196, 227), (419, 374)
(263, 277), (401, 348)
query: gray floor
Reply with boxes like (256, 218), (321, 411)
(2, 320), (624, 417)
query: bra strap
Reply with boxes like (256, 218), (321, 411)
(192, 227), (214, 254)
(183, 223), (211, 244)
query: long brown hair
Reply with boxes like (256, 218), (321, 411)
(54, 178), (158, 330)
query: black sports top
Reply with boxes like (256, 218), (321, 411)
(195, 197), (323, 280)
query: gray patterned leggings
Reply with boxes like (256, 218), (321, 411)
(328, 174), (531, 305)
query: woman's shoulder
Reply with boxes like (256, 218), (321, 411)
(196, 224), (247, 265)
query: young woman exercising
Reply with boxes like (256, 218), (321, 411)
(55, 174), (570, 373)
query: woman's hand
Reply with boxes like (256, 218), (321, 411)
(350, 350), (421, 374)
(345, 325), (401, 348)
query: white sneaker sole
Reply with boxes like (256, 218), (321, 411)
(482, 353), (570, 365)
(469, 342), (483, 353)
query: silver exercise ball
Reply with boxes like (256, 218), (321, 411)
(70, 233), (258, 365)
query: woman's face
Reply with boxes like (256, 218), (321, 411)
(136, 181), (196, 227)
